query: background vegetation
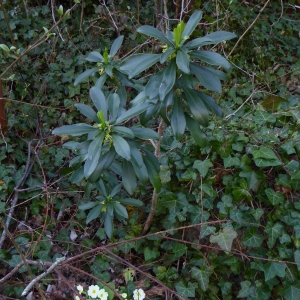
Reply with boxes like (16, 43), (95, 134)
(0, 0), (300, 299)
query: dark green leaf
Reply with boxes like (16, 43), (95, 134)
(52, 124), (97, 136)
(175, 281), (195, 298)
(120, 54), (160, 78)
(159, 60), (176, 100)
(90, 87), (107, 119)
(176, 49), (190, 74)
(85, 51), (104, 62)
(122, 160), (137, 195)
(191, 265), (212, 291)
(190, 63), (222, 93)
(107, 93), (120, 122)
(131, 127), (160, 140)
(137, 25), (172, 46)
(86, 204), (102, 224)
(265, 188), (285, 205)
(112, 134), (131, 160)
(110, 35), (124, 57)
(112, 126), (134, 139)
(193, 159), (212, 177)
(113, 202), (128, 218)
(182, 10), (202, 38)
(115, 102), (153, 124)
(261, 96), (288, 111)
(210, 226), (237, 252)
(242, 227), (264, 248)
(74, 103), (98, 122)
(281, 282), (300, 300)
(74, 67), (100, 85)
(263, 262), (286, 281)
(79, 201), (98, 210)
(190, 50), (231, 69)
(104, 213), (113, 238)
(182, 87), (209, 126)
(185, 114), (207, 147)
(160, 47), (175, 63)
(188, 31), (237, 48)
(171, 97), (186, 139)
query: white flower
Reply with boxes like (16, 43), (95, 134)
(133, 289), (146, 300)
(75, 296), (80, 300)
(121, 293), (127, 299)
(88, 285), (100, 299)
(76, 285), (83, 294)
(98, 288), (108, 300)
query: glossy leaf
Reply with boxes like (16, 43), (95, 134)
(261, 95), (288, 111)
(104, 212), (113, 238)
(110, 35), (124, 57)
(186, 31), (237, 48)
(85, 51), (104, 62)
(185, 114), (207, 147)
(69, 166), (85, 183)
(160, 47), (175, 63)
(52, 124), (97, 136)
(195, 89), (223, 117)
(113, 202), (128, 218)
(95, 73), (107, 89)
(115, 102), (153, 124)
(182, 11), (202, 38)
(242, 227), (264, 248)
(112, 134), (131, 160)
(120, 53), (160, 78)
(176, 49), (190, 74)
(122, 160), (137, 195)
(75, 103), (98, 123)
(137, 25), (172, 46)
(86, 204), (102, 224)
(131, 127), (159, 140)
(79, 201), (98, 210)
(171, 97), (186, 140)
(88, 132), (105, 159)
(84, 149), (101, 178)
(74, 67), (100, 86)
(143, 154), (161, 192)
(191, 50), (231, 69)
(112, 126), (134, 139)
(159, 60), (176, 100)
(190, 63), (222, 93)
(182, 88), (209, 126)
(263, 262), (286, 281)
(90, 87), (107, 120)
(107, 93), (120, 122)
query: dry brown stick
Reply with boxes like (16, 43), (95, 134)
(142, 117), (164, 234)
(227, 0), (271, 58)
(105, 248), (186, 300)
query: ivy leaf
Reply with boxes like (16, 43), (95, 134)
(159, 192), (189, 213)
(191, 265), (212, 291)
(160, 165), (171, 184)
(239, 168), (265, 192)
(261, 95), (288, 111)
(242, 227), (264, 248)
(251, 146), (281, 167)
(172, 243), (186, 260)
(193, 159), (213, 177)
(265, 188), (285, 205)
(175, 281), (196, 298)
(263, 262), (286, 281)
(281, 282), (300, 300)
(210, 226), (237, 252)
(224, 156), (240, 168)
(144, 247), (158, 262)
(237, 281), (255, 298)
(264, 222), (284, 248)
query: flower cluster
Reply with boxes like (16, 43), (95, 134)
(75, 285), (145, 300)
(75, 285), (108, 300)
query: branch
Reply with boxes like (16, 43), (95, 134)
(21, 256), (66, 296)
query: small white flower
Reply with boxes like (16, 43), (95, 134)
(98, 288), (108, 300)
(88, 285), (100, 299)
(76, 285), (83, 294)
(121, 293), (128, 299)
(133, 288), (146, 300)
(75, 296), (80, 300)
